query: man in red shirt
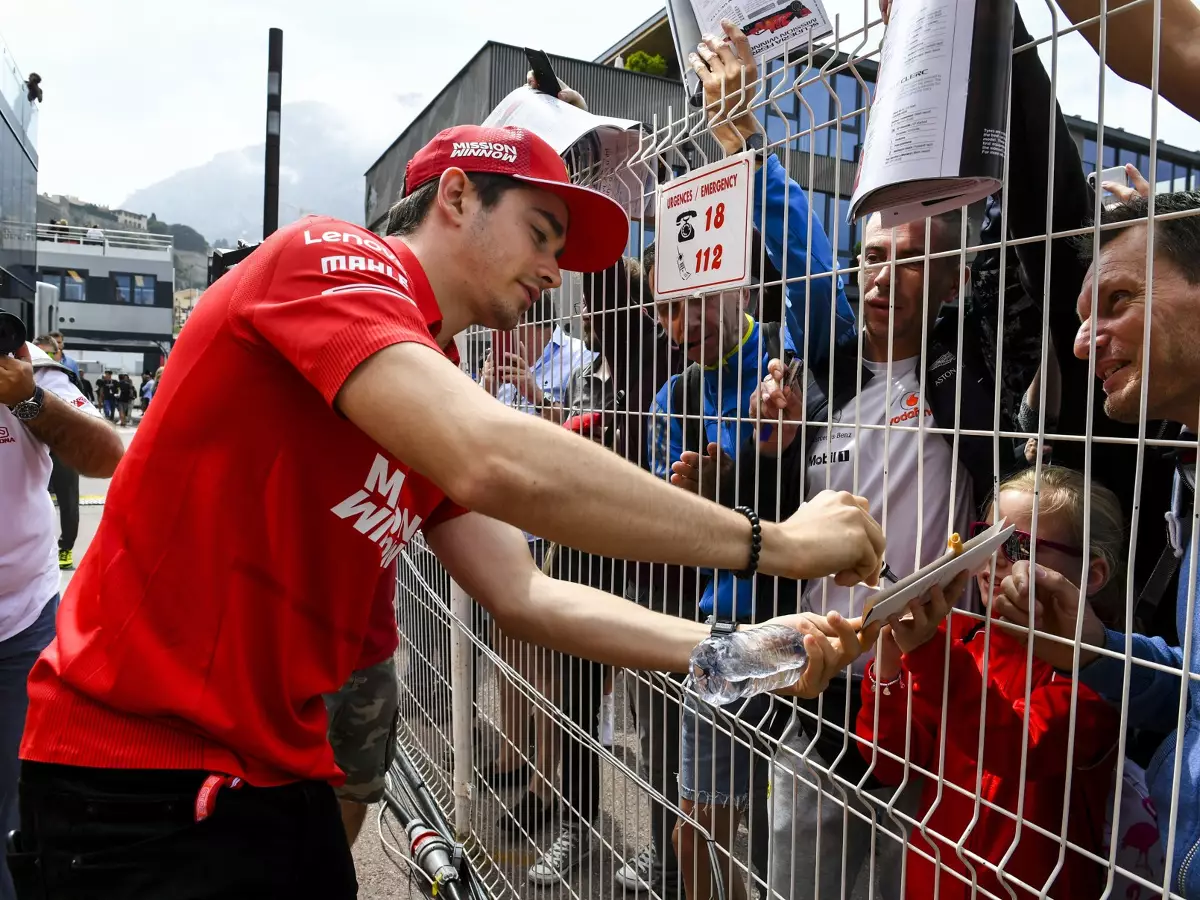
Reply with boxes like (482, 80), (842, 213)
(10, 125), (886, 898)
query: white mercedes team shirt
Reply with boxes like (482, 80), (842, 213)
(0, 343), (100, 642)
(802, 356), (973, 664)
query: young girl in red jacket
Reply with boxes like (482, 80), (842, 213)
(856, 466), (1125, 900)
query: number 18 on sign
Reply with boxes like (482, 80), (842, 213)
(653, 150), (755, 300)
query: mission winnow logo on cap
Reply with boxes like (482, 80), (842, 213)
(449, 141), (518, 163)
(402, 123), (630, 273)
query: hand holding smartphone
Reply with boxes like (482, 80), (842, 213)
(1089, 165), (1130, 201)
(492, 330), (518, 382)
(524, 48), (563, 99)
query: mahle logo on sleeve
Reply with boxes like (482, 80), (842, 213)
(331, 454), (424, 567)
(449, 142), (518, 163)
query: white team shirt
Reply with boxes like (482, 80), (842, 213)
(0, 343), (101, 642)
(802, 356), (973, 666)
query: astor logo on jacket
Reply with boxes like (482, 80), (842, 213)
(331, 454), (423, 567)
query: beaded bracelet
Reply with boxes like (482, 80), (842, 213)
(732, 506), (761, 579)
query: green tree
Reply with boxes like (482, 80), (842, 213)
(625, 51), (668, 77)
(167, 223), (209, 254)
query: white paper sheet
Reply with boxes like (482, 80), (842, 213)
(483, 87), (641, 155)
(860, 519), (1015, 628)
(690, 0), (833, 62)
(483, 86), (651, 216)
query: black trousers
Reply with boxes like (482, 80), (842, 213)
(10, 762), (357, 900)
(557, 653), (604, 829)
(630, 581), (696, 898)
(47, 456), (78, 553)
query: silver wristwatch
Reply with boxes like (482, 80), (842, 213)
(8, 385), (45, 421)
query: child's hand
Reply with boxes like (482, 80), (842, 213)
(876, 625), (903, 681)
(993, 561), (1106, 668)
(887, 572), (970, 655)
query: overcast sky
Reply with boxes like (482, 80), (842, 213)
(4, 0), (1199, 208)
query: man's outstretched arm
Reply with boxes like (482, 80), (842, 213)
(338, 340), (884, 586)
(0, 346), (124, 477)
(426, 512), (876, 697)
(1056, 0), (1200, 120)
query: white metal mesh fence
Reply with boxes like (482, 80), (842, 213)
(380, 3), (1200, 900)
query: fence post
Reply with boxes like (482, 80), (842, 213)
(448, 577), (474, 839)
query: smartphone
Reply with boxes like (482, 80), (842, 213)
(524, 48), (563, 99)
(757, 353), (801, 442)
(491, 330), (517, 381)
(1089, 165), (1129, 200)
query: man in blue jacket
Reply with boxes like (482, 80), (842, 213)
(995, 190), (1200, 898)
(638, 22), (856, 900)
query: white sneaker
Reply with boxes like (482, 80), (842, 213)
(599, 692), (615, 747)
(614, 843), (658, 892)
(528, 827), (590, 886)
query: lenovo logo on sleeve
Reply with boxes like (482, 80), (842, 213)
(449, 142), (518, 163)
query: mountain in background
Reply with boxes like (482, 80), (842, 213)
(121, 101), (375, 246)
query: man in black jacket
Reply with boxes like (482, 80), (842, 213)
(751, 9), (1087, 899)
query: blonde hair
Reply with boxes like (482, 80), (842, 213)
(993, 466), (1127, 627)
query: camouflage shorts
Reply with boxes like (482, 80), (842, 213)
(324, 656), (399, 803)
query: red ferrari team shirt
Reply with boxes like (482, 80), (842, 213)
(359, 561), (401, 671)
(22, 217), (467, 787)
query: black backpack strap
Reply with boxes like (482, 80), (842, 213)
(1134, 544), (1182, 634)
(671, 363), (706, 458)
(1134, 459), (1196, 633)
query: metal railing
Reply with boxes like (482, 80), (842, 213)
(36, 222), (174, 255)
(380, 3), (1200, 900)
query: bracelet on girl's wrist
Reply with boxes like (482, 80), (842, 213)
(869, 660), (904, 696)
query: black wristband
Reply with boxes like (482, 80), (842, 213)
(732, 506), (761, 580)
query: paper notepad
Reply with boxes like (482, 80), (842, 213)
(861, 520), (1016, 628)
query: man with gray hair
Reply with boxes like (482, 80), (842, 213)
(750, 205), (987, 900)
(745, 7), (1091, 893)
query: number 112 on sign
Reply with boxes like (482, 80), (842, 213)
(695, 243), (723, 273)
(653, 151), (755, 301)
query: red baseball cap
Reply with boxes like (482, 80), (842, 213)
(403, 125), (629, 274)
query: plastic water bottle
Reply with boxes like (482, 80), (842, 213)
(689, 624), (810, 705)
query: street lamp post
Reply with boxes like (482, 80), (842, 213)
(263, 28), (283, 239)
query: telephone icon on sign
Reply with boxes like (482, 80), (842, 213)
(676, 250), (691, 281)
(676, 211), (697, 243)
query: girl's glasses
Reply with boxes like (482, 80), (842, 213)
(969, 521), (1084, 563)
